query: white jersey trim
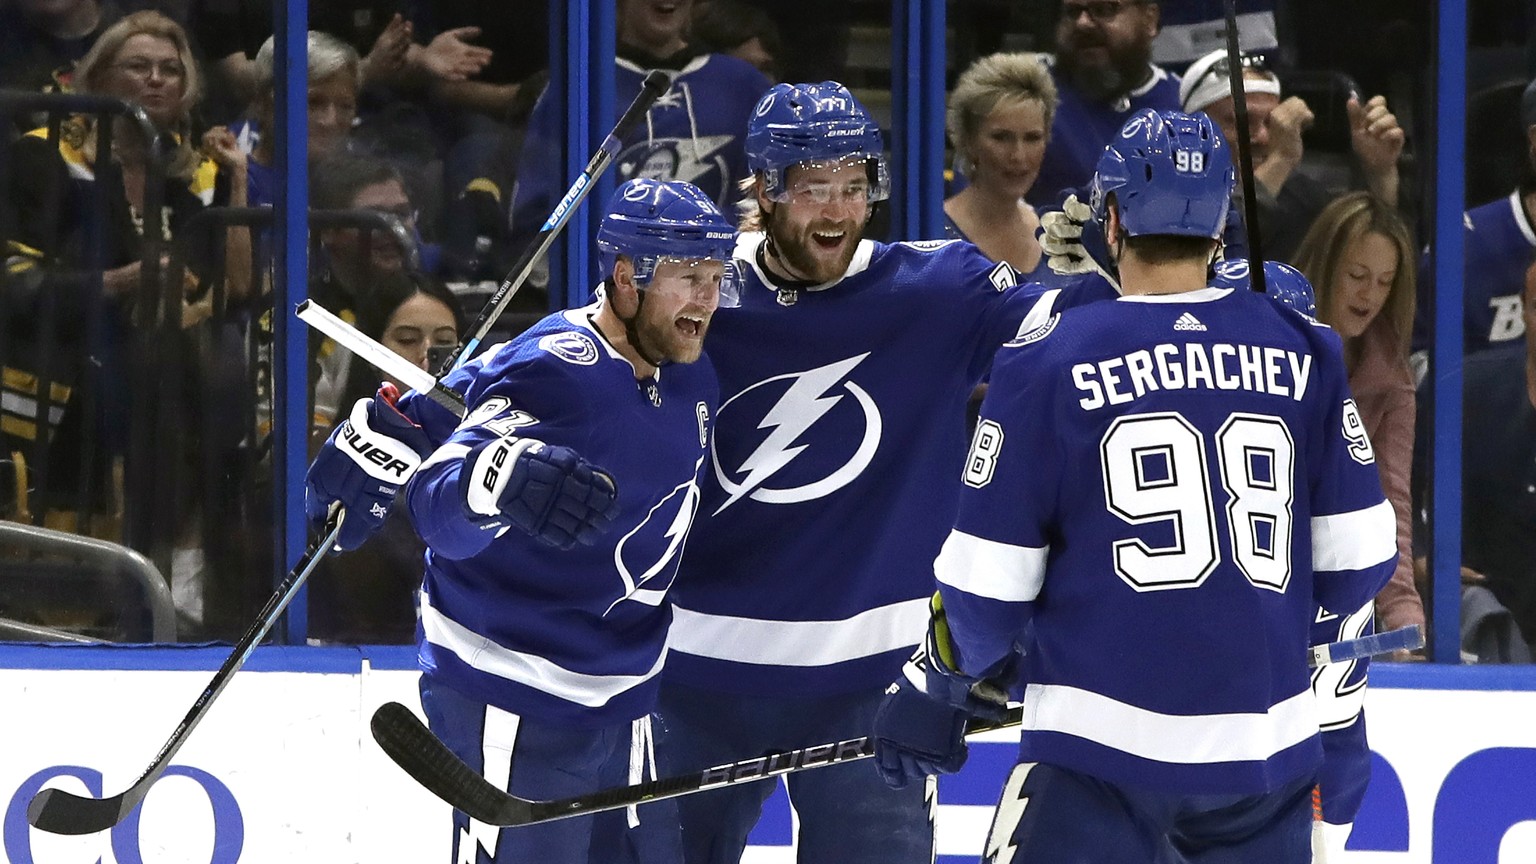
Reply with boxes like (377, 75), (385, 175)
(668, 597), (929, 667)
(421, 592), (666, 707)
(1021, 683), (1318, 764)
(1118, 287), (1233, 304)
(735, 231), (875, 293)
(1503, 191), (1536, 247)
(934, 530), (1048, 602)
(1311, 499), (1396, 572)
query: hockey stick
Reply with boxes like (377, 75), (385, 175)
(445, 69), (671, 371)
(1221, 0), (1267, 293)
(1308, 623), (1422, 668)
(371, 626), (1423, 828)
(26, 516), (345, 835)
(24, 78), (671, 837)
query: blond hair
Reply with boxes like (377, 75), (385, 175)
(73, 11), (203, 178)
(1292, 192), (1417, 355)
(946, 52), (1057, 175)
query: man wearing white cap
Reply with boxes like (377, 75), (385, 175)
(1179, 47), (1404, 262)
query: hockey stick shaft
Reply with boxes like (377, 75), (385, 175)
(1309, 624), (1422, 668)
(296, 299), (467, 416)
(447, 69), (671, 370)
(371, 627), (1418, 828)
(26, 517), (345, 835)
(24, 70), (670, 846)
(1222, 0), (1267, 292)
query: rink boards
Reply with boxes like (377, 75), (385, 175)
(2, 644), (1534, 864)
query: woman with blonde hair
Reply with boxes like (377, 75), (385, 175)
(4, 10), (251, 534)
(943, 51), (1059, 281)
(1293, 191), (1425, 643)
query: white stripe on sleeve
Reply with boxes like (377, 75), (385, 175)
(934, 530), (1048, 602)
(1311, 499), (1397, 572)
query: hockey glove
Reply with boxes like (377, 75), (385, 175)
(872, 594), (1010, 789)
(306, 383), (434, 551)
(1038, 192), (1120, 291)
(461, 436), (619, 550)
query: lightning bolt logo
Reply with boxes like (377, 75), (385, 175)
(608, 463), (704, 613)
(983, 763), (1035, 864)
(712, 354), (881, 514)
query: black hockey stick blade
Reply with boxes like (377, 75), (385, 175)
(27, 516), (346, 835)
(371, 699), (1023, 827)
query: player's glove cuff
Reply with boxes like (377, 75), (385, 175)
(462, 436), (620, 549)
(920, 593), (1010, 722)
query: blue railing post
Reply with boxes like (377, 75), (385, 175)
(1430, 0), (1467, 663)
(891, 0), (947, 241)
(548, 0), (615, 311)
(273, 0), (309, 642)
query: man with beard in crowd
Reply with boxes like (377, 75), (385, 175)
(1028, 0), (1181, 208)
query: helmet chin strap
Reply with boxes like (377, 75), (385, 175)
(617, 285), (668, 369)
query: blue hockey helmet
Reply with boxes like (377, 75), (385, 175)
(596, 178), (740, 306)
(1090, 109), (1235, 241)
(1211, 258), (1318, 317)
(745, 81), (891, 203)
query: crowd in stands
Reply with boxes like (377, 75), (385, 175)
(0, 0), (1529, 661)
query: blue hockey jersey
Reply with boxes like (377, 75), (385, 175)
(1027, 63), (1182, 208)
(401, 305), (719, 727)
(511, 53), (771, 241)
(663, 234), (1038, 696)
(937, 285), (1397, 795)
(1413, 190), (1534, 355)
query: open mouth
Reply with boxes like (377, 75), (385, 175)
(675, 314), (704, 338)
(811, 229), (847, 252)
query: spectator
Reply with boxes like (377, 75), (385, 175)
(943, 51), (1060, 281)
(0, 0), (127, 129)
(509, 0), (772, 297)
(1411, 76), (1536, 364)
(1179, 47), (1405, 264)
(1292, 192), (1426, 643)
(308, 153), (433, 440)
(308, 270), (463, 645)
(233, 31), (361, 210)
(691, 0), (783, 81)
(1028, 0), (1181, 207)
(3, 11), (249, 546)
(187, 0), (491, 113)
(9, 10), (251, 348)
(1412, 259), (1536, 659)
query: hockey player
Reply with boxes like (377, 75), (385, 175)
(305, 178), (737, 863)
(870, 110), (1397, 861)
(653, 81), (1039, 863)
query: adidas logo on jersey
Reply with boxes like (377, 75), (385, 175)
(1173, 312), (1207, 332)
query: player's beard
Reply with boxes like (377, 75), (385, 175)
(766, 207), (862, 285)
(633, 299), (711, 365)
